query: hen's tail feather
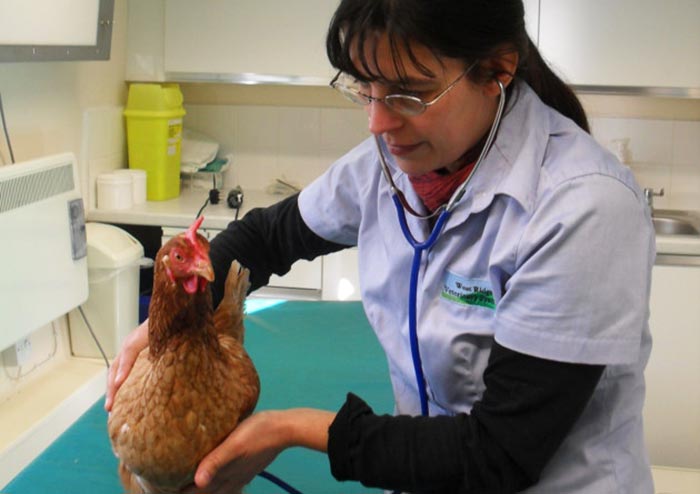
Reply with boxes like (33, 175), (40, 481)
(213, 259), (250, 343)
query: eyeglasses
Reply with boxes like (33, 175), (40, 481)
(330, 62), (477, 117)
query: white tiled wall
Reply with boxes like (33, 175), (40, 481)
(591, 117), (700, 210)
(82, 107), (128, 210)
(182, 103), (700, 210)
(183, 104), (370, 190)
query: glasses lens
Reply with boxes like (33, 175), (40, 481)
(384, 95), (426, 116)
(333, 84), (370, 106)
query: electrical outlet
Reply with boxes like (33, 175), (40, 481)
(2, 338), (32, 367)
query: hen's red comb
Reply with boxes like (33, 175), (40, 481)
(185, 216), (204, 247)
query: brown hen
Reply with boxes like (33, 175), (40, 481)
(108, 216), (260, 494)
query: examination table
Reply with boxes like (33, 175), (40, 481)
(1, 301), (392, 494)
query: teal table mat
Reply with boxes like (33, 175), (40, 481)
(2, 301), (393, 494)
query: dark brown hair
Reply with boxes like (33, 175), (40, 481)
(326, 0), (589, 132)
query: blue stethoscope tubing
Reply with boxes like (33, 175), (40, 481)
(377, 80), (506, 418)
(391, 195), (452, 416)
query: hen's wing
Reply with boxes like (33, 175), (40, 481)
(213, 260), (250, 343)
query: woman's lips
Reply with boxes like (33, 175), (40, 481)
(387, 142), (422, 156)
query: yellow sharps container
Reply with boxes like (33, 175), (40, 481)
(124, 83), (186, 201)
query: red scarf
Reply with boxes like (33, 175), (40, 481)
(408, 160), (476, 213)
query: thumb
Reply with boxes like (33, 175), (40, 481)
(194, 449), (226, 488)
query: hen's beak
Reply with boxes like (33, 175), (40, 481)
(181, 256), (215, 295)
(191, 257), (215, 282)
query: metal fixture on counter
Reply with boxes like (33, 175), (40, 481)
(644, 187), (665, 214)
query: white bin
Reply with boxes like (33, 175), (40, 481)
(69, 223), (144, 359)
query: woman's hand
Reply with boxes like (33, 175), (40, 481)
(104, 319), (149, 411)
(183, 408), (335, 493)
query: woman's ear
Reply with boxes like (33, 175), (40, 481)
(482, 49), (519, 96)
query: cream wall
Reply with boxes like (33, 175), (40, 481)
(0, 0), (128, 403)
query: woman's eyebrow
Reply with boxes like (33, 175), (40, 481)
(381, 75), (438, 89)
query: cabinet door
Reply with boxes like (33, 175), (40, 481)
(322, 248), (360, 301)
(538, 0), (700, 88)
(644, 264), (700, 469)
(163, 0), (338, 84)
(268, 258), (323, 291)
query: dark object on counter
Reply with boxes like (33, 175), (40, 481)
(209, 188), (220, 205)
(227, 186), (244, 209)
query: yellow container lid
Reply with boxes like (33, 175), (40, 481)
(124, 83), (185, 118)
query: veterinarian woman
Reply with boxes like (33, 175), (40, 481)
(107, 1), (656, 492)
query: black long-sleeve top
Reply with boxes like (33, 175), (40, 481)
(209, 193), (604, 494)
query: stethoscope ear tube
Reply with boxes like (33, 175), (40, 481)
(445, 79), (506, 213)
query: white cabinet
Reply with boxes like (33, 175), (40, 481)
(268, 259), (323, 292)
(644, 262), (700, 469)
(537, 0), (700, 89)
(259, 249), (360, 301)
(127, 0), (338, 84)
(322, 248), (360, 301)
(164, 0), (338, 84)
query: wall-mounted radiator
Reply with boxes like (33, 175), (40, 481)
(0, 153), (88, 352)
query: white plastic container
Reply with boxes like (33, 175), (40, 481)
(69, 223), (144, 359)
(114, 168), (147, 204)
(97, 172), (133, 210)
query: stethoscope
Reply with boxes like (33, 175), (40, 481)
(374, 79), (506, 417)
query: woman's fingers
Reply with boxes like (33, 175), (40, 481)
(193, 411), (286, 492)
(104, 319), (149, 411)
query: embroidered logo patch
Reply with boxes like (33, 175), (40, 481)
(441, 272), (496, 309)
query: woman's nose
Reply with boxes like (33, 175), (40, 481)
(367, 99), (404, 136)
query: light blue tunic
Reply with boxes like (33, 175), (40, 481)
(298, 82), (656, 493)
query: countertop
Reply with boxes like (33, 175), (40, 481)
(87, 187), (290, 230)
(655, 234), (700, 257)
(87, 187), (700, 258)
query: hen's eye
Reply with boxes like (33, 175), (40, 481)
(174, 252), (183, 262)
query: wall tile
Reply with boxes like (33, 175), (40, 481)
(84, 107), (125, 161)
(233, 152), (279, 190)
(672, 120), (700, 168)
(232, 106), (279, 155)
(83, 107), (127, 209)
(627, 119), (673, 166)
(320, 107), (370, 156)
(669, 164), (700, 210)
(278, 155), (328, 188)
(590, 117), (631, 151)
(278, 107), (321, 156)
